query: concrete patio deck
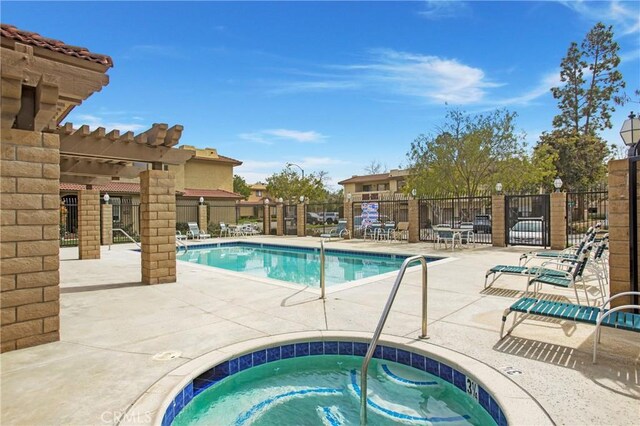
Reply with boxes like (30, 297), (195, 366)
(1, 236), (638, 425)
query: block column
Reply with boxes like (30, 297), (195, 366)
(608, 159), (634, 307)
(0, 129), (60, 352)
(550, 192), (567, 250)
(492, 195), (506, 247)
(101, 202), (113, 245)
(343, 199), (352, 239)
(78, 190), (100, 259)
(198, 203), (207, 234)
(408, 198), (419, 243)
(276, 202), (284, 236)
(140, 170), (176, 285)
(297, 201), (306, 237)
(263, 203), (270, 235)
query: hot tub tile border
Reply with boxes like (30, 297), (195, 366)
(162, 341), (507, 426)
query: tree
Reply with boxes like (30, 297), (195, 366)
(265, 168), (328, 203)
(406, 109), (544, 196)
(551, 22), (624, 136)
(232, 175), (251, 199)
(364, 160), (387, 175)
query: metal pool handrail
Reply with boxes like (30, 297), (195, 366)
(111, 228), (141, 250)
(176, 238), (188, 253)
(360, 255), (429, 425)
(319, 240), (326, 299)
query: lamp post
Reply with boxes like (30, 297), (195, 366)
(620, 111), (640, 157)
(495, 182), (503, 195)
(103, 193), (110, 204)
(286, 162), (305, 179)
(199, 196), (204, 205)
(553, 177), (563, 193)
(299, 195), (305, 204)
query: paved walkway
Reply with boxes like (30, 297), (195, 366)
(1, 236), (638, 425)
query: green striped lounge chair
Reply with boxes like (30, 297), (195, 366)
(500, 291), (640, 363)
(518, 225), (598, 266)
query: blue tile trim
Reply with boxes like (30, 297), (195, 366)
(166, 341), (506, 425)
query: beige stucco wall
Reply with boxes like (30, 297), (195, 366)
(170, 160), (234, 193)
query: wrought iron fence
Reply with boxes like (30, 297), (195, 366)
(566, 184), (608, 246)
(351, 199), (409, 238)
(505, 194), (549, 247)
(283, 204), (297, 235)
(418, 195), (492, 244)
(305, 202), (344, 236)
(60, 198), (78, 246)
(113, 201), (140, 243)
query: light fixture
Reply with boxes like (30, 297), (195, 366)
(199, 196), (204, 205)
(553, 177), (563, 192)
(103, 193), (110, 204)
(286, 162), (305, 179)
(495, 183), (503, 194)
(347, 193), (352, 201)
(411, 188), (417, 197)
(299, 195), (305, 203)
(620, 111), (640, 157)
(277, 197), (283, 203)
(264, 198), (270, 205)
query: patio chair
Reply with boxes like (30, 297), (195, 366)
(499, 292), (640, 363)
(175, 230), (187, 241)
(219, 222), (231, 237)
(393, 222), (409, 242)
(377, 222), (395, 241)
(320, 219), (350, 240)
(434, 226), (461, 250)
(187, 222), (211, 240)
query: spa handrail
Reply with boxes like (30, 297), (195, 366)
(110, 228), (141, 250)
(176, 238), (188, 253)
(360, 255), (429, 425)
(319, 240), (326, 299)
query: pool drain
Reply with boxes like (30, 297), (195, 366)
(502, 366), (523, 376)
(152, 350), (182, 361)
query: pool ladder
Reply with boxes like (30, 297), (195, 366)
(360, 255), (429, 425)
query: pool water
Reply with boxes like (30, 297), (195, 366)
(172, 355), (495, 426)
(178, 244), (436, 287)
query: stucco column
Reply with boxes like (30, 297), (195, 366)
(297, 202), (306, 237)
(198, 204), (207, 234)
(343, 199), (352, 239)
(492, 195), (506, 247)
(101, 203), (113, 245)
(608, 159), (634, 307)
(276, 202), (284, 236)
(140, 170), (176, 285)
(408, 199), (419, 243)
(550, 192), (567, 250)
(263, 203), (270, 235)
(78, 189), (100, 259)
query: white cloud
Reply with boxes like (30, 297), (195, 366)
(560, 0), (640, 36)
(418, 1), (471, 20)
(70, 114), (147, 133)
(495, 72), (560, 106)
(239, 129), (327, 144)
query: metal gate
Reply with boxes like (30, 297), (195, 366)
(283, 204), (297, 235)
(113, 201), (140, 243)
(630, 157), (639, 310)
(505, 194), (550, 247)
(60, 196), (78, 246)
(566, 185), (608, 246)
(351, 199), (408, 238)
(306, 202), (344, 236)
(418, 195), (492, 244)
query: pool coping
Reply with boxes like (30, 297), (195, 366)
(176, 240), (455, 295)
(121, 331), (553, 426)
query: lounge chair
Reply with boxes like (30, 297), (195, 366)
(176, 230), (187, 241)
(320, 219), (350, 240)
(500, 292), (640, 363)
(519, 224), (599, 265)
(187, 222), (211, 240)
(219, 222), (231, 237)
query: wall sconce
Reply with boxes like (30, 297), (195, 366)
(411, 188), (417, 198)
(346, 193), (352, 201)
(199, 196), (204, 205)
(264, 198), (270, 205)
(103, 193), (110, 204)
(495, 183), (503, 194)
(277, 197), (283, 203)
(553, 177), (563, 193)
(299, 195), (305, 203)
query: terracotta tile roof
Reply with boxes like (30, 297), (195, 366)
(1, 24), (113, 67)
(60, 182), (140, 193)
(180, 188), (243, 199)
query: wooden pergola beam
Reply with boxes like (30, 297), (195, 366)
(60, 157), (146, 179)
(60, 174), (111, 186)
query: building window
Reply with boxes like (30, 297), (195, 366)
(256, 190), (262, 197)
(363, 185), (372, 192)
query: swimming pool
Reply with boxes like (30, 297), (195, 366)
(177, 242), (441, 287)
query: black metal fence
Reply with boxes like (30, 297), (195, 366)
(566, 185), (608, 246)
(113, 201), (140, 243)
(305, 202), (344, 236)
(505, 194), (550, 247)
(176, 203), (199, 226)
(418, 195), (492, 244)
(60, 198), (78, 246)
(351, 199), (409, 238)
(283, 204), (297, 235)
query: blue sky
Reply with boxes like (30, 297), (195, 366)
(3, 1), (639, 189)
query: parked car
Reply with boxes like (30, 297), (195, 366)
(509, 219), (543, 245)
(473, 215), (492, 234)
(319, 212), (339, 224)
(306, 212), (322, 225)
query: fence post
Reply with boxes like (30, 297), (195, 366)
(276, 201), (284, 236)
(263, 202), (270, 235)
(608, 159), (633, 307)
(408, 198), (419, 243)
(343, 198), (352, 239)
(297, 200), (306, 237)
(198, 203), (208, 233)
(550, 192), (566, 250)
(101, 202), (113, 245)
(78, 189), (101, 259)
(492, 195), (506, 247)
